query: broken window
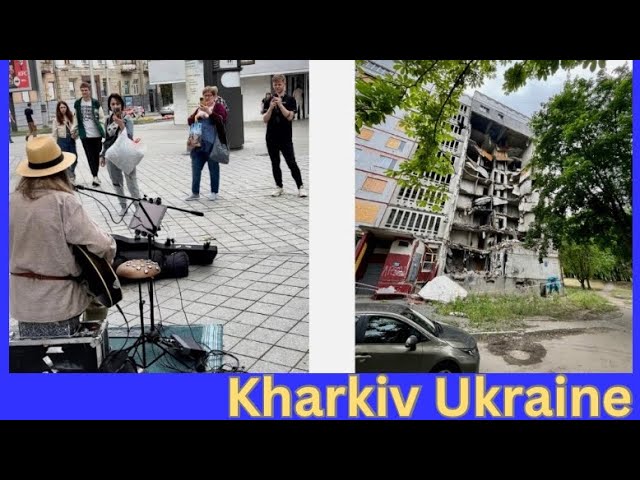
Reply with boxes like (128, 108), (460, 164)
(424, 155), (454, 185)
(385, 137), (406, 151)
(421, 251), (437, 272)
(441, 139), (460, 153)
(362, 177), (388, 193)
(358, 128), (374, 141)
(376, 155), (397, 172)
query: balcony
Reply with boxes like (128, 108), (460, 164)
(41, 61), (53, 74)
(121, 62), (137, 72)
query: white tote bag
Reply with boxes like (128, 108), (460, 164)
(105, 129), (146, 175)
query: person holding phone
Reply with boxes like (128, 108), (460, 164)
(263, 74), (306, 197)
(99, 93), (140, 216)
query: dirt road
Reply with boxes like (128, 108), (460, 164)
(477, 286), (632, 373)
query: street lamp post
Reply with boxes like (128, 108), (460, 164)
(89, 60), (97, 99)
(35, 60), (50, 124)
(105, 60), (110, 96)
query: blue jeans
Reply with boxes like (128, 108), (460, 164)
(191, 147), (219, 195)
(57, 136), (78, 174)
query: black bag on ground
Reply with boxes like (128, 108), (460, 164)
(161, 251), (189, 279)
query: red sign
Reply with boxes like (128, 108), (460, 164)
(9, 60), (31, 91)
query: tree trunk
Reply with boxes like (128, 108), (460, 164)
(586, 278), (592, 289)
(579, 278), (586, 289)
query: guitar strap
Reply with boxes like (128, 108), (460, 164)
(11, 272), (77, 281)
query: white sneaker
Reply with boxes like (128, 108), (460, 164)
(298, 186), (308, 197)
(185, 193), (200, 201)
(92, 176), (101, 186)
(208, 192), (217, 201)
(271, 187), (284, 197)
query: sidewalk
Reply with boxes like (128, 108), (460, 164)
(8, 120), (310, 373)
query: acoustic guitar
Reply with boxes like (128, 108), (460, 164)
(72, 245), (123, 308)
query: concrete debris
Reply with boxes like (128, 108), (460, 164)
(449, 311), (468, 317)
(465, 159), (489, 178)
(418, 275), (468, 303)
(490, 239), (522, 251)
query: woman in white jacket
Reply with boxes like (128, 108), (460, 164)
(51, 101), (78, 182)
(99, 93), (140, 216)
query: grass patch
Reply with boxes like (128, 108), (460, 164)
(133, 117), (156, 125)
(435, 287), (617, 330)
(610, 288), (632, 300)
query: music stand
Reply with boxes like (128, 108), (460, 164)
(74, 186), (205, 372)
(124, 200), (187, 371)
(129, 201), (167, 239)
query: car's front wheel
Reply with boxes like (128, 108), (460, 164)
(431, 361), (460, 373)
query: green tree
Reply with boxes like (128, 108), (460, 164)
(560, 241), (618, 289)
(355, 60), (606, 195)
(524, 66), (631, 262)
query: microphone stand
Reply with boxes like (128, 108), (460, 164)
(75, 185), (203, 372)
(75, 184), (204, 217)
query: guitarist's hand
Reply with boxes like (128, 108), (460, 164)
(100, 156), (106, 167)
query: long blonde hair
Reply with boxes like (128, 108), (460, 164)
(16, 171), (74, 200)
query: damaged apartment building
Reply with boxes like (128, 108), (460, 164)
(355, 61), (561, 296)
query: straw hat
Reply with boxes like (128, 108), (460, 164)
(16, 136), (76, 178)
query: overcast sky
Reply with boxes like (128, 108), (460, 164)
(464, 60), (632, 117)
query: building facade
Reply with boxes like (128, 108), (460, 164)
(10, 60), (151, 131)
(355, 60), (561, 296)
(147, 60), (309, 125)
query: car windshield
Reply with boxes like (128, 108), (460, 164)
(402, 308), (438, 336)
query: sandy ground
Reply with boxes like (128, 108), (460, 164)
(477, 285), (632, 373)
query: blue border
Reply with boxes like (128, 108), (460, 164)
(0, 60), (637, 420)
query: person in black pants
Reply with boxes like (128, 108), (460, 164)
(263, 74), (307, 198)
(24, 103), (37, 140)
(73, 82), (105, 187)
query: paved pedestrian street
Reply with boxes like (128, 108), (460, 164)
(8, 119), (310, 373)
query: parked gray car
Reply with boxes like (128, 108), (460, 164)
(159, 104), (174, 117)
(355, 303), (480, 373)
